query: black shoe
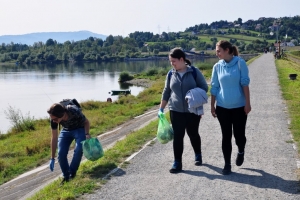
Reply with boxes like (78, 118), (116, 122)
(236, 152), (244, 166)
(60, 177), (69, 186)
(169, 161), (182, 173)
(195, 153), (202, 166)
(222, 164), (232, 175)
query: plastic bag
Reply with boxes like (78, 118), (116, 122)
(157, 112), (174, 144)
(81, 137), (104, 161)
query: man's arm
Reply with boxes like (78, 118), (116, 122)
(84, 118), (91, 139)
(51, 129), (58, 159)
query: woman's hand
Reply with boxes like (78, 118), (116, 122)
(244, 103), (251, 115)
(211, 107), (217, 118)
(86, 133), (91, 139)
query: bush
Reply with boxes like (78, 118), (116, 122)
(119, 72), (134, 82)
(4, 105), (35, 133)
(146, 68), (158, 76)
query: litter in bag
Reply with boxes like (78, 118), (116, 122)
(157, 112), (174, 144)
(81, 137), (104, 161)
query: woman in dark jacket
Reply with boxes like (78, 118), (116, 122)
(159, 48), (208, 173)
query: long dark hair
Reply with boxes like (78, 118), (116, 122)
(47, 103), (65, 118)
(216, 40), (239, 56)
(169, 48), (192, 65)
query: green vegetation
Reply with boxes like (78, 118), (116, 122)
(1, 16), (299, 65)
(290, 50), (300, 58)
(119, 71), (134, 82)
(28, 116), (160, 200)
(276, 58), (300, 151)
(0, 76), (165, 185)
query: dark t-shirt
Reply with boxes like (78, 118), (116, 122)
(50, 105), (86, 131)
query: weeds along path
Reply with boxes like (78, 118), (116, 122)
(0, 105), (161, 200)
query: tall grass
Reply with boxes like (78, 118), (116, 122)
(4, 105), (35, 133)
(276, 58), (300, 149)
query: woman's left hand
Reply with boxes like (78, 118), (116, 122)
(86, 133), (91, 139)
(244, 104), (251, 115)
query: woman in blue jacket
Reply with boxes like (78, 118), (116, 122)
(210, 40), (251, 175)
(159, 48), (208, 173)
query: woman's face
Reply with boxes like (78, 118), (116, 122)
(215, 45), (229, 59)
(169, 56), (185, 70)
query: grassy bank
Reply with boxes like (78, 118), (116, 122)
(0, 74), (165, 185)
(275, 58), (300, 151)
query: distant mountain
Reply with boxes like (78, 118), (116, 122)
(0, 31), (107, 46)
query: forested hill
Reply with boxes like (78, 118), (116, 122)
(0, 15), (299, 64)
(0, 31), (107, 46)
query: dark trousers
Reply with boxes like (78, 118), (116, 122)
(170, 111), (201, 162)
(216, 106), (247, 164)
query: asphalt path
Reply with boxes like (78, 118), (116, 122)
(83, 53), (300, 200)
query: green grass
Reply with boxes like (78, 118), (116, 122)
(289, 50), (300, 58)
(276, 58), (300, 151)
(0, 78), (165, 185)
(28, 116), (160, 200)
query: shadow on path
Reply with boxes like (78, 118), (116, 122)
(181, 164), (299, 195)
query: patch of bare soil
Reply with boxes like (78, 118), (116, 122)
(124, 79), (154, 88)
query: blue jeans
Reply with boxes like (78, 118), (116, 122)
(58, 127), (85, 179)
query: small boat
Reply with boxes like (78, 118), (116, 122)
(109, 89), (131, 95)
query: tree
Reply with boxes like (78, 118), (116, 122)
(153, 49), (159, 55)
(46, 39), (55, 46)
(238, 18), (243, 24)
(106, 35), (114, 45)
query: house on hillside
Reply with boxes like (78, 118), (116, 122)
(255, 24), (262, 31)
(234, 24), (241, 28)
(241, 24), (249, 30)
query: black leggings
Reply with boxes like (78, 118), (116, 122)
(216, 106), (247, 164)
(170, 111), (201, 162)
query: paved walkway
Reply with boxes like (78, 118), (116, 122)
(83, 53), (300, 200)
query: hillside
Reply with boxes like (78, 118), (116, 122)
(0, 15), (299, 64)
(0, 31), (107, 45)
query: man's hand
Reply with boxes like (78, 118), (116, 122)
(49, 158), (55, 172)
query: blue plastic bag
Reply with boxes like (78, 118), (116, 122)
(81, 137), (104, 161)
(157, 112), (174, 144)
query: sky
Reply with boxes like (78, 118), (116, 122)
(0, 0), (299, 37)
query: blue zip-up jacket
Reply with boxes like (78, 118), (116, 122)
(210, 56), (250, 109)
(162, 66), (208, 113)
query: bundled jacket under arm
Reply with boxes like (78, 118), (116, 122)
(162, 66), (208, 113)
(185, 88), (208, 115)
(210, 56), (250, 109)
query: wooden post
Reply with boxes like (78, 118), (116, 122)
(278, 41), (281, 57)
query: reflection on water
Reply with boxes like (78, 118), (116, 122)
(0, 58), (220, 133)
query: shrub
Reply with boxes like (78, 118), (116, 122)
(4, 105), (35, 133)
(119, 72), (134, 82)
(146, 68), (158, 76)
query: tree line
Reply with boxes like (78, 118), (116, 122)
(0, 16), (299, 64)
